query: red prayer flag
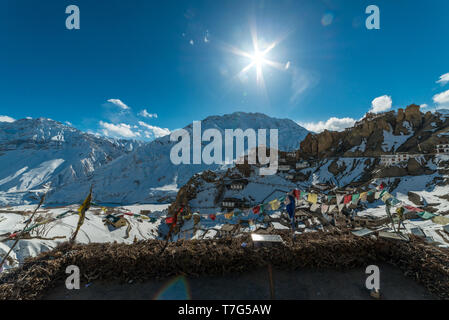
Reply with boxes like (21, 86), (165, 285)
(344, 195), (352, 204)
(253, 206), (260, 214)
(209, 214), (216, 221)
(293, 189), (300, 200)
(165, 217), (175, 224)
(404, 205), (424, 213)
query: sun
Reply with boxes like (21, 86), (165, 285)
(252, 50), (266, 67)
(225, 28), (286, 88)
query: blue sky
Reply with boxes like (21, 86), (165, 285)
(1, 0), (449, 138)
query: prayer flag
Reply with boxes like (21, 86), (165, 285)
(293, 189), (300, 199)
(224, 212), (233, 219)
(336, 194), (344, 204)
(321, 204), (329, 214)
(418, 211), (436, 220)
(432, 216), (449, 225)
(404, 205), (424, 213)
(337, 202), (345, 212)
(360, 192), (368, 202)
(71, 187), (92, 241)
(165, 216), (175, 224)
(343, 194), (352, 204)
(308, 193), (318, 204)
(381, 192), (392, 203)
(270, 199), (281, 210)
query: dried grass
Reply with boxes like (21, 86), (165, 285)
(0, 230), (448, 300)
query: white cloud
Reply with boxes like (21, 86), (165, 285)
(433, 89), (449, 106)
(436, 73), (449, 86)
(370, 95), (392, 113)
(420, 104), (429, 109)
(0, 115), (16, 123)
(107, 99), (130, 110)
(99, 121), (140, 138)
(139, 109), (158, 119)
(298, 117), (356, 133)
(138, 121), (171, 138)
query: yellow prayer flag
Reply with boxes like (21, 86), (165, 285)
(270, 199), (281, 210)
(308, 193), (318, 204)
(360, 192), (367, 202)
(71, 187), (92, 242)
(381, 192), (392, 203)
(225, 212), (234, 219)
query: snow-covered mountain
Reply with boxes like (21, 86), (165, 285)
(46, 112), (309, 204)
(0, 118), (142, 205)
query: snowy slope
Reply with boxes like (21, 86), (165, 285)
(0, 204), (169, 271)
(46, 112), (309, 204)
(0, 118), (142, 205)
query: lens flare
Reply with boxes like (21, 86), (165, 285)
(153, 275), (192, 300)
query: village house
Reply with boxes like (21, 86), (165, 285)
(286, 151), (297, 159)
(380, 153), (421, 166)
(311, 183), (333, 192)
(104, 214), (127, 229)
(296, 160), (310, 169)
(436, 144), (449, 154)
(221, 197), (248, 210)
(224, 179), (248, 191)
(278, 164), (291, 171)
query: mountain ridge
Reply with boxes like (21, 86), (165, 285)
(0, 112), (309, 205)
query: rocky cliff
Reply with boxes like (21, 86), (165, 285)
(299, 105), (449, 158)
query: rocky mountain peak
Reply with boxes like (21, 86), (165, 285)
(299, 105), (449, 158)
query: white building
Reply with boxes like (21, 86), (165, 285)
(436, 144), (449, 154)
(222, 201), (235, 208)
(230, 183), (244, 190)
(296, 161), (310, 169)
(380, 153), (420, 166)
(278, 165), (291, 171)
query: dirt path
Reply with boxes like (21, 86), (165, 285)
(43, 263), (436, 300)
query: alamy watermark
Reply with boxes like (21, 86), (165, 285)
(366, 5), (380, 30)
(365, 265), (380, 291)
(65, 5), (80, 30)
(169, 121), (279, 175)
(63, 4), (379, 30)
(65, 265), (80, 290)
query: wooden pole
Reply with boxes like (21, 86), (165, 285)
(0, 192), (46, 270)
